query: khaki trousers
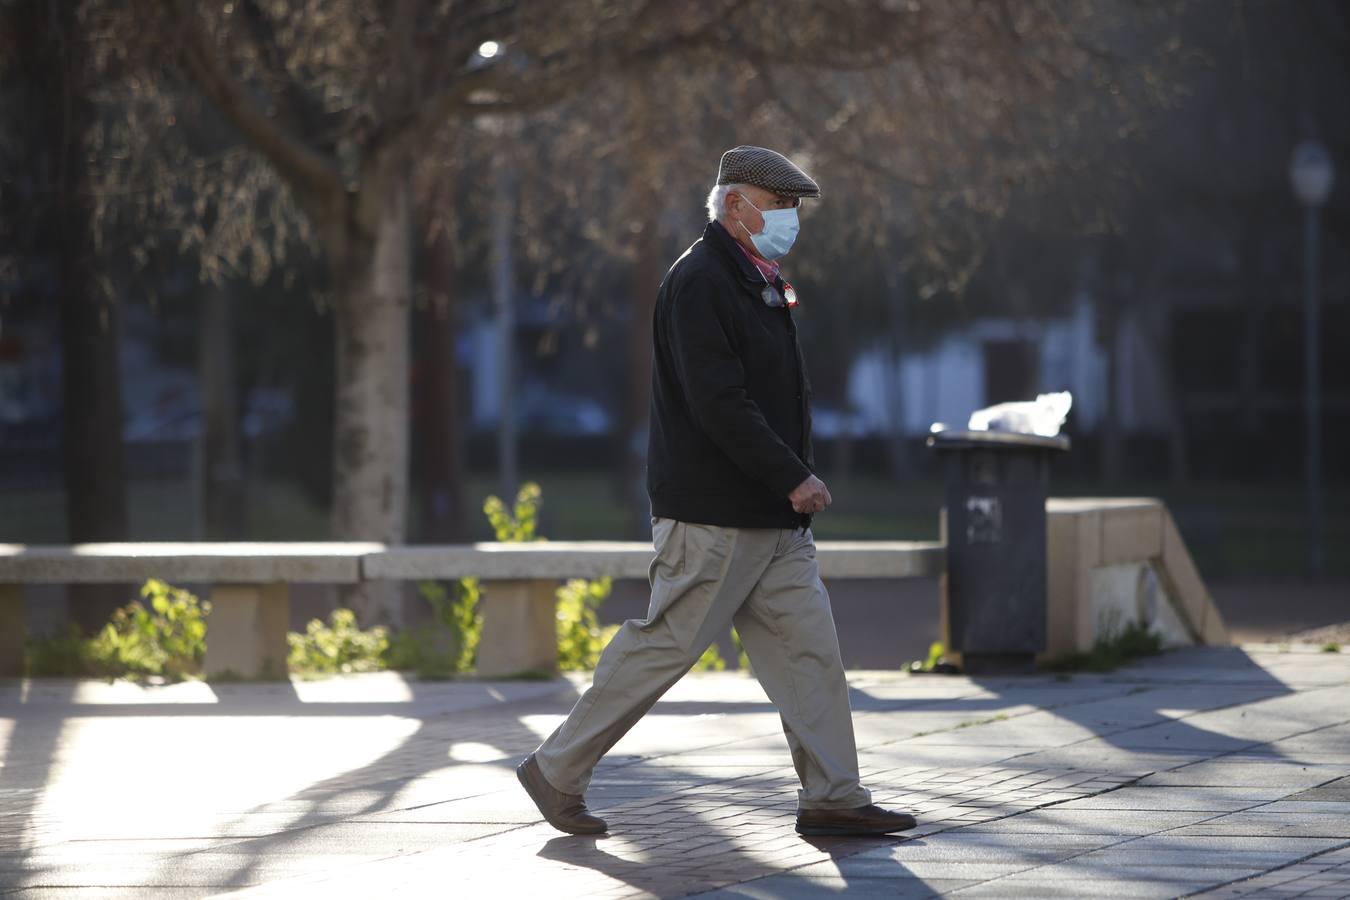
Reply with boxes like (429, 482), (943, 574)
(534, 518), (871, 811)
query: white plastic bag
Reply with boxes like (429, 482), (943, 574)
(967, 391), (1073, 438)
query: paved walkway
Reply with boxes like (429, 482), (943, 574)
(2, 645), (1348, 899)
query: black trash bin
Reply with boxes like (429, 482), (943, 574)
(925, 429), (1071, 675)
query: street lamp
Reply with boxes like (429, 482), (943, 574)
(1288, 140), (1334, 577)
(471, 38), (520, 500)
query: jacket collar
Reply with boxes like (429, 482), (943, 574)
(705, 221), (781, 298)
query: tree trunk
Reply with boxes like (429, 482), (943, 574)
(330, 170), (412, 626)
(57, 257), (126, 549)
(198, 286), (245, 539)
(27, 0), (130, 634)
(619, 82), (660, 539)
(413, 225), (467, 543)
(623, 214), (660, 539)
(60, 278), (130, 634)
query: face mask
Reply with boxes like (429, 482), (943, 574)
(736, 195), (799, 260)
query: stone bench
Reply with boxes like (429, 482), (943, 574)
(365, 541), (946, 677)
(0, 543), (381, 679)
(0, 540), (944, 679)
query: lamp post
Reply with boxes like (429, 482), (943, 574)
(1288, 140), (1334, 577)
(474, 39), (520, 501)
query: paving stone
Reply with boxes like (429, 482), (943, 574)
(1139, 762), (1350, 789)
(1051, 785), (1297, 811)
(1045, 861), (1266, 882)
(1066, 841), (1335, 869)
(693, 874), (976, 898)
(953, 878), (1231, 899)
(953, 809), (1215, 835)
(1290, 775), (1350, 802)
(1167, 810), (1350, 838)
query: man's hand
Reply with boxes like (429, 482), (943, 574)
(789, 475), (832, 515)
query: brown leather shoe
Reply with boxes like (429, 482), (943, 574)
(517, 753), (607, 835)
(796, 804), (917, 836)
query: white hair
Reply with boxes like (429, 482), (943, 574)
(705, 183), (752, 222)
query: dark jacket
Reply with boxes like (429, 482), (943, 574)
(646, 220), (815, 529)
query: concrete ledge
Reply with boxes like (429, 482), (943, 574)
(365, 543), (655, 580)
(364, 541), (945, 581)
(0, 543), (382, 583)
(1044, 498), (1228, 658)
(816, 542), (945, 579)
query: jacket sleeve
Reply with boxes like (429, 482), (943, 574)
(666, 271), (813, 499)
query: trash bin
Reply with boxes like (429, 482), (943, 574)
(926, 429), (1071, 675)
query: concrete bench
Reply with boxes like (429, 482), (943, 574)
(0, 543), (381, 679)
(365, 541), (945, 677)
(0, 539), (944, 680)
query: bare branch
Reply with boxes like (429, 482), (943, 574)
(163, 0), (342, 201)
(380, 1), (731, 153)
(754, 64), (933, 191)
(234, 0), (334, 151)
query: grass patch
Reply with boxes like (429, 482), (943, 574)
(1322, 642), (1341, 653)
(1042, 621), (1164, 673)
(954, 713), (1010, 730)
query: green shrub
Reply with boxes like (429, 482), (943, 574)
(556, 576), (618, 671)
(25, 579), (211, 681)
(732, 626), (750, 672)
(484, 482), (543, 542)
(287, 608), (388, 676)
(924, 640), (946, 671)
(692, 640), (727, 672)
(383, 579), (482, 678)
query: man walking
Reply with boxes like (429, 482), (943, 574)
(518, 146), (916, 838)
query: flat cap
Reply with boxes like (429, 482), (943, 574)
(716, 145), (820, 199)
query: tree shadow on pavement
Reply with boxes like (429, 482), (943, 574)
(4, 646), (1324, 896)
(0, 678), (80, 893)
(534, 819), (924, 898)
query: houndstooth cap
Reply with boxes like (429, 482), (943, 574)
(716, 145), (820, 199)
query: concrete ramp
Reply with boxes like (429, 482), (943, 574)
(1045, 498), (1229, 660)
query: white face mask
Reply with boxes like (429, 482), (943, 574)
(736, 194), (799, 260)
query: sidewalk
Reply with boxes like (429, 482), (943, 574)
(2, 645), (1348, 899)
